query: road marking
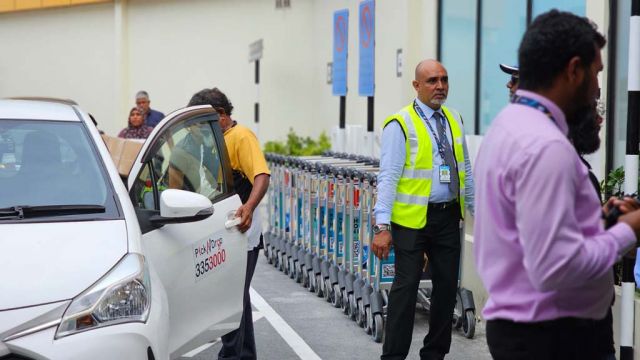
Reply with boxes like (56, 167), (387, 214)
(181, 312), (264, 358)
(182, 339), (219, 358)
(250, 287), (322, 360)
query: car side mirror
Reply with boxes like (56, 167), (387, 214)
(149, 189), (214, 225)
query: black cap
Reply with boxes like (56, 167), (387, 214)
(499, 63), (519, 75)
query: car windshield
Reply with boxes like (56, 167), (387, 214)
(0, 120), (115, 216)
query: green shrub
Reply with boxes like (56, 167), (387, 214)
(264, 128), (331, 156)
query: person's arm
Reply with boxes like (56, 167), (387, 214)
(236, 173), (270, 232)
(372, 121), (406, 259)
(516, 140), (636, 291)
(234, 130), (271, 233)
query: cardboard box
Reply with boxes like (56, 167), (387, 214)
(101, 134), (144, 177)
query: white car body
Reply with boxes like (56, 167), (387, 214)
(0, 99), (247, 359)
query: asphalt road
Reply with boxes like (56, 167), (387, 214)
(178, 253), (492, 360)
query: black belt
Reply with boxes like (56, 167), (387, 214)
(428, 200), (458, 210)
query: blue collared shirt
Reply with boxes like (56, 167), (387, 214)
(145, 109), (165, 128)
(374, 99), (474, 225)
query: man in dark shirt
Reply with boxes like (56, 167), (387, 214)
(135, 90), (165, 128)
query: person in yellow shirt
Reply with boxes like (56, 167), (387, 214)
(188, 88), (270, 360)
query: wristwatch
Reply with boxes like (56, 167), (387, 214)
(373, 224), (390, 234)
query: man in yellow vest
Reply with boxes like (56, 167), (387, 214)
(373, 59), (474, 360)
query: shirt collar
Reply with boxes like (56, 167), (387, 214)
(415, 98), (444, 121)
(514, 89), (568, 135)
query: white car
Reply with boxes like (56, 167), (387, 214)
(0, 99), (247, 359)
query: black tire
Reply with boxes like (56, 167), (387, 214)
(463, 310), (476, 339)
(341, 290), (349, 314)
(372, 314), (384, 343)
(307, 271), (315, 292)
(331, 284), (342, 308)
(324, 279), (332, 302)
(348, 293), (357, 320)
(315, 274), (323, 297)
(452, 291), (463, 329)
(356, 299), (365, 327)
(365, 306), (372, 334)
(301, 268), (308, 287)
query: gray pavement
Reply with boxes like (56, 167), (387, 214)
(178, 253), (492, 360)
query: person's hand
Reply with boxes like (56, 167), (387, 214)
(604, 196), (640, 217)
(372, 231), (393, 260)
(618, 208), (640, 239)
(623, 247), (638, 259)
(235, 204), (254, 233)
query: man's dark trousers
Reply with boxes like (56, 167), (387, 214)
(381, 203), (461, 360)
(218, 247), (259, 360)
(486, 317), (606, 360)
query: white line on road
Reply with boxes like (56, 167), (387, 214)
(182, 339), (220, 358)
(181, 312), (264, 358)
(250, 287), (322, 360)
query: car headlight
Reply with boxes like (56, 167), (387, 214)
(55, 253), (151, 339)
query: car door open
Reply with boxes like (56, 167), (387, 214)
(127, 106), (247, 359)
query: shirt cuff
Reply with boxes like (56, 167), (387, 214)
(375, 211), (391, 225)
(609, 222), (637, 258)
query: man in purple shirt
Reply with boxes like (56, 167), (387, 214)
(474, 10), (640, 359)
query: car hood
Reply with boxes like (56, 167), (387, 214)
(0, 220), (128, 310)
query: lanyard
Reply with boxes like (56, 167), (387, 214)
(413, 101), (448, 158)
(511, 95), (556, 123)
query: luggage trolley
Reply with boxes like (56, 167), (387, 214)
(338, 160), (379, 316)
(290, 157), (327, 284)
(264, 154), (284, 265)
(309, 158), (364, 300)
(331, 163), (372, 309)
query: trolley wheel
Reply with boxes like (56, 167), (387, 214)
(331, 284), (342, 308)
(289, 259), (296, 279)
(365, 306), (372, 334)
(266, 248), (273, 264)
(341, 290), (349, 314)
(452, 291), (464, 329)
(356, 299), (365, 327)
(462, 310), (476, 339)
(315, 274), (324, 297)
(372, 313), (384, 343)
(307, 271), (315, 292)
(301, 267), (308, 287)
(324, 279), (332, 302)
(348, 293), (357, 320)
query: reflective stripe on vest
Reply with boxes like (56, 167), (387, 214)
(382, 103), (466, 229)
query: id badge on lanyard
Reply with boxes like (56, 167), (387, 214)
(439, 164), (451, 183)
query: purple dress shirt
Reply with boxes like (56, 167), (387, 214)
(473, 89), (636, 322)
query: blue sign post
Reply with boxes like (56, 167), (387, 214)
(359, 0), (375, 96)
(333, 9), (349, 96)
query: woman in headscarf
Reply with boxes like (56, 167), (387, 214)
(118, 107), (153, 139)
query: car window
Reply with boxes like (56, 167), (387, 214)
(130, 120), (226, 210)
(0, 120), (119, 219)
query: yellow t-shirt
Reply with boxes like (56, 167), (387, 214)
(223, 123), (270, 183)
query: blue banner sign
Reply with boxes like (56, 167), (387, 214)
(359, 0), (375, 96)
(333, 9), (349, 96)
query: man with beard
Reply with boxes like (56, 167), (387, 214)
(570, 101), (616, 360)
(474, 10), (640, 359)
(373, 59), (474, 360)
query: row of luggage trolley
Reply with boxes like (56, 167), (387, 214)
(262, 152), (477, 343)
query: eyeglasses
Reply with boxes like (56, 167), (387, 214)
(509, 75), (519, 85)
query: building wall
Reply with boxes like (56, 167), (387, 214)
(0, 0), (438, 145)
(0, 3), (116, 132)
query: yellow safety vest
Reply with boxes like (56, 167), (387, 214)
(382, 103), (466, 229)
